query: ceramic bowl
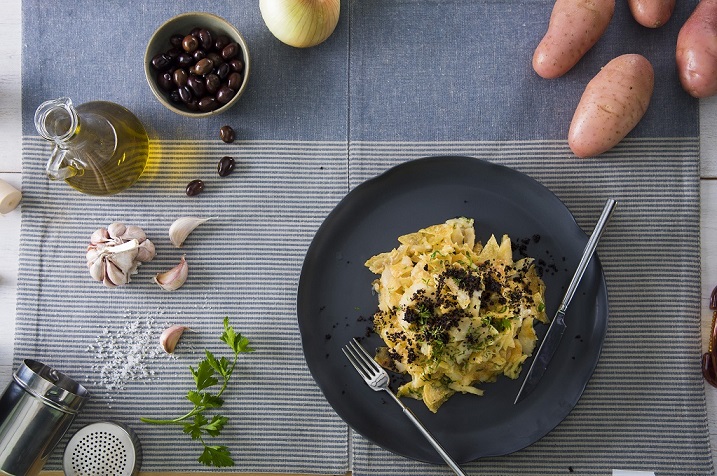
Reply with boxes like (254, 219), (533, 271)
(144, 12), (250, 117)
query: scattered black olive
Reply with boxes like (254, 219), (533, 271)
(185, 179), (205, 196)
(219, 125), (235, 143)
(217, 156), (236, 177)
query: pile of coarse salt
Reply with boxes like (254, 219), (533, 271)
(86, 313), (172, 391)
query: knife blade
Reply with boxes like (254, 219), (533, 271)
(514, 198), (616, 404)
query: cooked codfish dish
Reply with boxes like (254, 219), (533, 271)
(365, 217), (548, 412)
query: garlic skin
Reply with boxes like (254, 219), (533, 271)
(160, 325), (190, 353)
(169, 216), (213, 248)
(260, 0), (340, 48)
(86, 222), (156, 287)
(137, 239), (156, 262)
(154, 255), (188, 291)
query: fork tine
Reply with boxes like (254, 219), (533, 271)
(349, 338), (380, 374)
(342, 346), (370, 380)
(346, 341), (376, 376)
(343, 343), (467, 476)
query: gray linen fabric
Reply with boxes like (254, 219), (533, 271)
(16, 0), (711, 474)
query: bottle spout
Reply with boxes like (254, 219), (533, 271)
(36, 98), (83, 181)
(35, 97), (78, 142)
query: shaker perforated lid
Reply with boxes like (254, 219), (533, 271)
(62, 421), (142, 476)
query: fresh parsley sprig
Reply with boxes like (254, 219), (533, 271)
(141, 317), (253, 467)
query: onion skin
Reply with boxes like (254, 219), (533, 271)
(260, 0), (340, 48)
(676, 0), (717, 98)
(628, 0), (675, 28)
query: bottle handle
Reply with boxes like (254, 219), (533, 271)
(46, 146), (80, 180)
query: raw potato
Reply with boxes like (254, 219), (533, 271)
(533, 0), (615, 79)
(676, 0), (717, 98)
(568, 54), (654, 158)
(628, 0), (675, 28)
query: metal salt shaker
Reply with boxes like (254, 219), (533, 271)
(0, 359), (90, 476)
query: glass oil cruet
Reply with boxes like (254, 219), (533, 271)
(34, 97), (149, 196)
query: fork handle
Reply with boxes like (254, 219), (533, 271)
(385, 390), (468, 476)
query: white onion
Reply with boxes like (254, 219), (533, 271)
(260, 0), (340, 48)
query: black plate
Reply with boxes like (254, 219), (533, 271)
(297, 156), (608, 464)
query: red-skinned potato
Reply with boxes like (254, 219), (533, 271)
(676, 0), (717, 98)
(568, 54), (654, 158)
(533, 0), (615, 79)
(628, 0), (675, 28)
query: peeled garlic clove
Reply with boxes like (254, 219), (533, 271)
(154, 255), (188, 291)
(136, 239), (156, 262)
(160, 325), (190, 353)
(169, 216), (213, 248)
(106, 239), (139, 267)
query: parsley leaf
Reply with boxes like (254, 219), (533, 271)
(183, 413), (208, 440)
(198, 445), (234, 467)
(220, 316), (253, 354)
(186, 390), (224, 408)
(191, 360), (218, 391)
(203, 414), (228, 437)
(140, 317), (253, 467)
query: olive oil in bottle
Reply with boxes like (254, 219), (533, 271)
(35, 98), (149, 196)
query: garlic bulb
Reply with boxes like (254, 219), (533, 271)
(160, 325), (190, 353)
(260, 0), (340, 48)
(86, 222), (156, 287)
(169, 216), (213, 248)
(154, 255), (188, 291)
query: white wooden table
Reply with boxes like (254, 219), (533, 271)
(1, 0), (716, 471)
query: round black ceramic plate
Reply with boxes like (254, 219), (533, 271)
(297, 156), (608, 464)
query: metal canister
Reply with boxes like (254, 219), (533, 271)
(0, 359), (90, 476)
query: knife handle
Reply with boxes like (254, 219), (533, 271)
(559, 199), (616, 313)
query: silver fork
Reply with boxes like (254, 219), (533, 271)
(343, 338), (468, 476)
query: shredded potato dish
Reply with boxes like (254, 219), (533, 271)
(365, 217), (548, 413)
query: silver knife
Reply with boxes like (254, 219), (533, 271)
(514, 198), (617, 404)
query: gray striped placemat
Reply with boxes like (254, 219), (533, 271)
(16, 137), (349, 473)
(16, 137), (712, 475)
(348, 139), (711, 476)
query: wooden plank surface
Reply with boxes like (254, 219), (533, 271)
(39, 473), (350, 476)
